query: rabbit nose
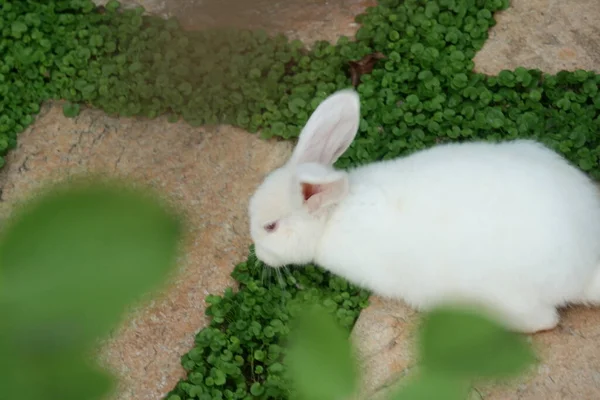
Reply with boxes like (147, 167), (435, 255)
(255, 246), (285, 268)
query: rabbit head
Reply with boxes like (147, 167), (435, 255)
(248, 89), (361, 268)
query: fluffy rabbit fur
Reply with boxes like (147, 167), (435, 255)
(248, 89), (600, 333)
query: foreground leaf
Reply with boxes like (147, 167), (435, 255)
(0, 333), (114, 400)
(0, 179), (182, 399)
(286, 304), (358, 400)
(390, 373), (468, 400)
(419, 306), (536, 379)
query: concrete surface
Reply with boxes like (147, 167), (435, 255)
(2, 0), (599, 399)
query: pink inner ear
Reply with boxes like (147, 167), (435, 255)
(301, 183), (322, 202)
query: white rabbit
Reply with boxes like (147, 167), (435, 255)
(248, 89), (600, 333)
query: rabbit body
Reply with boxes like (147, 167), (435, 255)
(316, 140), (600, 332)
(248, 89), (600, 332)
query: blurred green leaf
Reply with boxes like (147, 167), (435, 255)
(0, 179), (182, 399)
(390, 373), (468, 400)
(286, 305), (358, 400)
(0, 335), (114, 400)
(419, 307), (536, 379)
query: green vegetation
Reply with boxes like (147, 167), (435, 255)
(1, 0), (599, 399)
(167, 252), (369, 400)
(7, 1), (598, 176)
(0, 179), (182, 400)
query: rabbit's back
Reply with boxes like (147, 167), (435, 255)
(317, 140), (600, 309)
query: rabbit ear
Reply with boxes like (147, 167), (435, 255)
(289, 89), (360, 166)
(295, 163), (349, 213)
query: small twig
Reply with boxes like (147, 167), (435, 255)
(348, 52), (387, 87)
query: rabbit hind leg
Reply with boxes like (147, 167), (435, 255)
(495, 298), (560, 334)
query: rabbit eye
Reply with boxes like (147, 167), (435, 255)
(264, 221), (278, 233)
